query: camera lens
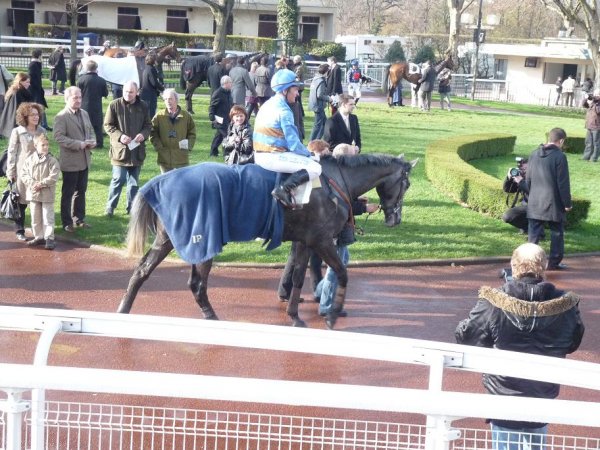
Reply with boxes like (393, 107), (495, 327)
(509, 168), (520, 177)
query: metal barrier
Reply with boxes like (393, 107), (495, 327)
(0, 306), (599, 450)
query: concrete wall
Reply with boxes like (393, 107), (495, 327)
(1, 0), (335, 41)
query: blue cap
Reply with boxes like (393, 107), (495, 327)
(271, 69), (302, 93)
(351, 59), (359, 66)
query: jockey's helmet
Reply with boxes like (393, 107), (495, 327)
(271, 69), (302, 93)
(351, 59), (359, 66)
(103, 40), (111, 48)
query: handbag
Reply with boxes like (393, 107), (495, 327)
(0, 181), (22, 221)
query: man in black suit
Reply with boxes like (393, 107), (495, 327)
(77, 60), (109, 148)
(207, 54), (227, 95)
(326, 56), (343, 115)
(323, 94), (361, 152)
(208, 75), (233, 157)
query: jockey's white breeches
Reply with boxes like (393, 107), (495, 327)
(255, 152), (322, 179)
(348, 82), (362, 98)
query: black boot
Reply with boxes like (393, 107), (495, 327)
(272, 169), (310, 208)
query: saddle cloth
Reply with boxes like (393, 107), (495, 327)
(80, 55), (140, 86)
(140, 163), (284, 264)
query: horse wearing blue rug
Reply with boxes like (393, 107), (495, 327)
(119, 154), (417, 329)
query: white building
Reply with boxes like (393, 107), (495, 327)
(2, 0), (336, 44)
(464, 36), (595, 105)
(335, 34), (408, 62)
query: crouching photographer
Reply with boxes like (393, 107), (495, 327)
(502, 157), (528, 234)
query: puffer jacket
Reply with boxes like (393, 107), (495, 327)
(455, 276), (584, 429)
(20, 152), (60, 203)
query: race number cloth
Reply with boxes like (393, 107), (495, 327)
(140, 163), (284, 264)
(80, 55), (140, 86)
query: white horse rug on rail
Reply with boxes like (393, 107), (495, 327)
(80, 55), (140, 86)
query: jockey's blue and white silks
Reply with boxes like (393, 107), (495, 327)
(253, 95), (310, 156)
(140, 163), (283, 264)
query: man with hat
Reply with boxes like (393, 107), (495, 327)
(253, 69), (322, 208)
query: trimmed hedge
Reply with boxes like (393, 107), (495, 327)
(425, 134), (590, 228)
(29, 24), (273, 53)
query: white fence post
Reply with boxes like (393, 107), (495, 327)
(31, 319), (63, 450)
(1, 388), (30, 450)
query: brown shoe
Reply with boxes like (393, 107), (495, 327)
(63, 225), (75, 233)
(76, 221), (91, 229)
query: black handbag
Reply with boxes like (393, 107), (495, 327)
(0, 181), (22, 221)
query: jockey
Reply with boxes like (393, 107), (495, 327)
(253, 68), (322, 208)
(347, 59), (362, 104)
(99, 40), (111, 56)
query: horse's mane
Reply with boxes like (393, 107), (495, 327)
(335, 153), (404, 168)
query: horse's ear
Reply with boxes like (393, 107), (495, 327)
(410, 158), (419, 168)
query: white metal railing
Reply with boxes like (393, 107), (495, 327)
(0, 306), (599, 450)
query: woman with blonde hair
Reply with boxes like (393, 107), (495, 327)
(0, 73), (33, 138)
(6, 102), (46, 241)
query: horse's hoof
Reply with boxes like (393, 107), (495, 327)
(292, 318), (307, 327)
(326, 313), (337, 330)
(205, 314), (219, 320)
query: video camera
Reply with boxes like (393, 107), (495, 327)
(509, 156), (527, 179)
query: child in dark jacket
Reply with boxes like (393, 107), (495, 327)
(223, 105), (253, 165)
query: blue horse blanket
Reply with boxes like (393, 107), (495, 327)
(140, 163), (283, 264)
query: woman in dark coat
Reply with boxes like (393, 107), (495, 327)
(0, 73), (33, 138)
(48, 45), (67, 95)
(27, 49), (50, 130)
(139, 54), (165, 119)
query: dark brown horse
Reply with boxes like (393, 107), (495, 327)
(383, 54), (454, 106)
(180, 52), (267, 114)
(117, 154), (416, 329)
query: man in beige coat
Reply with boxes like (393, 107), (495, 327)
(53, 86), (96, 232)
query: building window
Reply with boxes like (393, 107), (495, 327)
(118, 6), (141, 30)
(494, 58), (507, 80)
(299, 16), (319, 44)
(9, 1), (34, 37)
(167, 9), (189, 33)
(258, 14), (277, 38)
(364, 40), (371, 45)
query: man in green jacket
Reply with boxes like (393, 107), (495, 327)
(150, 89), (196, 173)
(104, 80), (151, 216)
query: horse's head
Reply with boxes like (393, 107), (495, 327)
(376, 155), (418, 227)
(166, 42), (182, 63)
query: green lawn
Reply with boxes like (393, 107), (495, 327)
(6, 90), (598, 263)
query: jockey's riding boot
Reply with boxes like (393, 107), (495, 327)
(272, 169), (310, 209)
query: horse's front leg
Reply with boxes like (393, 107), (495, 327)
(287, 242), (311, 327)
(117, 229), (174, 314)
(314, 242), (347, 330)
(188, 259), (218, 320)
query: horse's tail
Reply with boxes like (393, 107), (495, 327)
(382, 64), (390, 94)
(69, 59), (80, 86)
(126, 194), (158, 257)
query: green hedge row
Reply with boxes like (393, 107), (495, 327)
(29, 24), (273, 53)
(424, 134), (590, 228)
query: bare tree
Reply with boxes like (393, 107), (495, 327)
(540, 0), (599, 84)
(65, 0), (96, 58)
(447, 0), (475, 60)
(197, 0), (236, 53)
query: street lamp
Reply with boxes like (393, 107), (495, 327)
(470, 0), (484, 101)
